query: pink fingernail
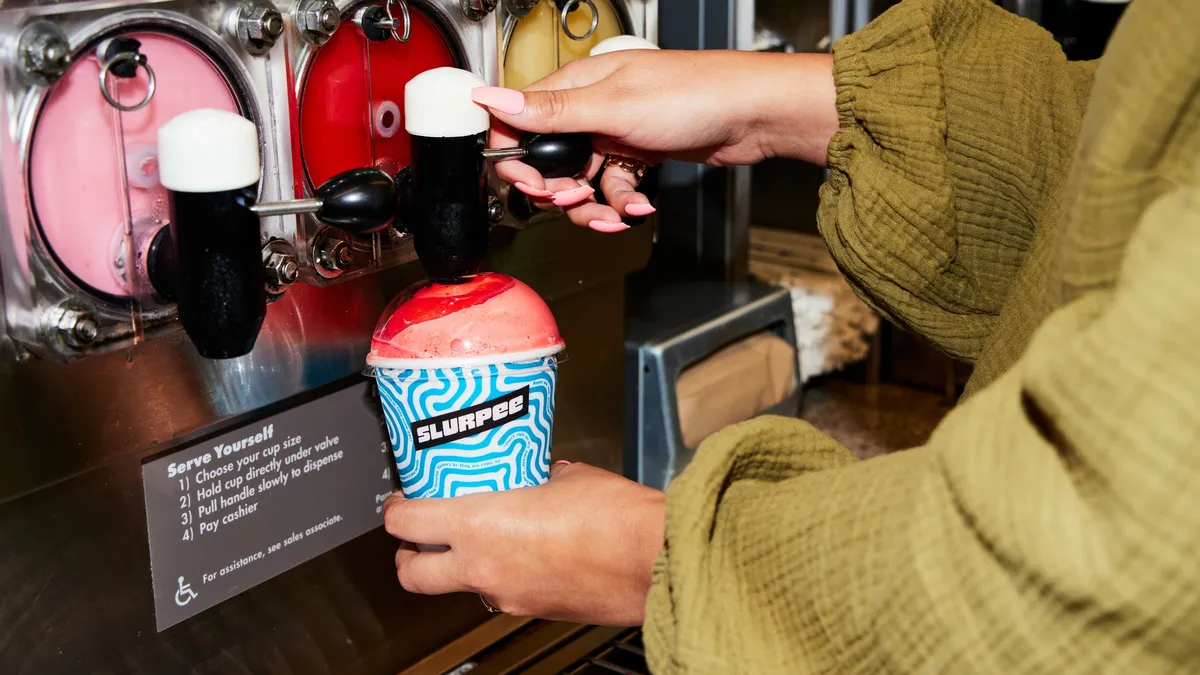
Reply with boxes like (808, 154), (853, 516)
(515, 181), (553, 198)
(553, 460), (573, 466)
(625, 203), (656, 217)
(588, 220), (630, 233)
(471, 86), (525, 115)
(551, 185), (595, 207)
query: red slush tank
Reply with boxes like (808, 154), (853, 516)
(297, 4), (459, 187)
(367, 273), (564, 367)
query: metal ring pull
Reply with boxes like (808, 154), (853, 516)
(560, 0), (598, 41)
(382, 0), (411, 42)
(99, 52), (156, 112)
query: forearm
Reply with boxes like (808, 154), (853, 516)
(745, 52), (839, 167)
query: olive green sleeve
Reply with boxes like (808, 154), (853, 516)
(644, 173), (1200, 674)
(817, 0), (1095, 362)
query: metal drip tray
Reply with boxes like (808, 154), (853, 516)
(402, 617), (650, 675)
(560, 629), (648, 674)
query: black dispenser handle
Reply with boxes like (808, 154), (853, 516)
(522, 132), (592, 178)
(312, 168), (398, 234)
(247, 168), (398, 234)
(482, 132), (593, 179)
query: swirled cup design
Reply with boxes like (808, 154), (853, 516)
(375, 356), (557, 498)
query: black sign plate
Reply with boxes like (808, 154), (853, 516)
(141, 382), (397, 631)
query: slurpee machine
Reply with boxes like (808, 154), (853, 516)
(0, 0), (656, 671)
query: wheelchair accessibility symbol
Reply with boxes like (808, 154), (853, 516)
(175, 576), (198, 607)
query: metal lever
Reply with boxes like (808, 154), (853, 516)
(555, 0), (598, 41)
(354, 0), (410, 42)
(480, 132), (592, 179)
(250, 168), (398, 233)
(97, 38), (156, 112)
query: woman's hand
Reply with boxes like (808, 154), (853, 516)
(471, 49), (837, 230)
(382, 462), (666, 626)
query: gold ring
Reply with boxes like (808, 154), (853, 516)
(602, 155), (648, 185)
(480, 594), (501, 613)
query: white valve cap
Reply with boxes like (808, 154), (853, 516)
(404, 67), (490, 138)
(157, 109), (260, 193)
(589, 35), (659, 56)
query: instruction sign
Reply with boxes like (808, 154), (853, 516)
(141, 382), (398, 631)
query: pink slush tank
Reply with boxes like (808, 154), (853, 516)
(369, 273), (564, 366)
(29, 32), (241, 297)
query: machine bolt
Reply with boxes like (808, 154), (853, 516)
(73, 316), (100, 344)
(312, 235), (356, 280)
(320, 8), (340, 31)
(245, 5), (285, 41)
(262, 240), (301, 296)
(280, 259), (300, 283)
(296, 0), (341, 45)
(246, 6), (285, 41)
(17, 21), (72, 86)
(503, 0), (539, 17)
(460, 0), (499, 22)
(315, 238), (353, 272)
(269, 254), (300, 284)
(487, 194), (505, 224)
(49, 307), (101, 349)
(230, 1), (285, 55)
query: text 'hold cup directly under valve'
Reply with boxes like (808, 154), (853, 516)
(158, 109), (266, 359)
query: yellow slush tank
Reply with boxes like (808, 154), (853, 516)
(503, 0), (625, 90)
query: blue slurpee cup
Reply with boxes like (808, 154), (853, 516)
(366, 274), (565, 499)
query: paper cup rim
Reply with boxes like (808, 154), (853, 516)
(365, 343), (565, 372)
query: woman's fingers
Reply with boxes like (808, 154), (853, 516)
(394, 545), (471, 595)
(470, 54), (628, 132)
(542, 177), (586, 193)
(564, 200), (626, 231)
(474, 84), (623, 137)
(599, 166), (654, 219)
(550, 183), (595, 207)
(382, 494), (455, 546)
(550, 460), (573, 478)
(522, 53), (627, 93)
(489, 119), (548, 193)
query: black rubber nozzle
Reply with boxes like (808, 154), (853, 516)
(403, 132), (490, 283)
(169, 186), (266, 359)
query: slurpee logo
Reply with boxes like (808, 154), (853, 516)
(410, 386), (529, 450)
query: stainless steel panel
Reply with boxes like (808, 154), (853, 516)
(0, 221), (649, 673)
(624, 281), (800, 489)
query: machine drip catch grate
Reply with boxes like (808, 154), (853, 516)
(559, 629), (649, 675)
